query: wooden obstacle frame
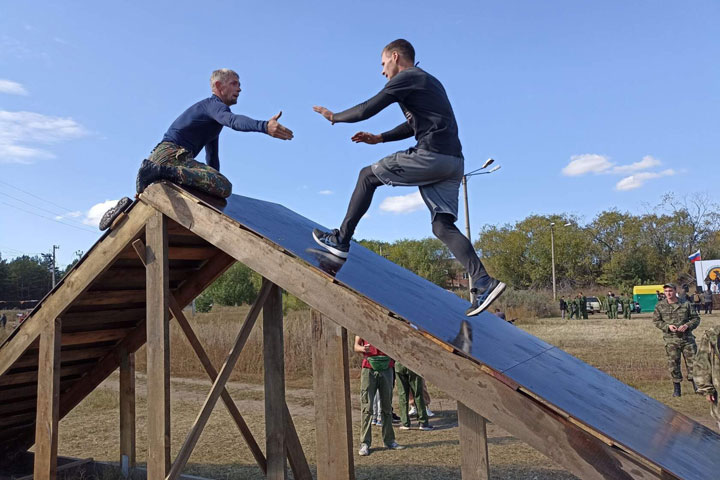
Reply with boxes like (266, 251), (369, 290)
(0, 183), (677, 479)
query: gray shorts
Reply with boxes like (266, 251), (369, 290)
(371, 148), (464, 221)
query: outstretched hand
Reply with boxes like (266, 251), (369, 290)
(313, 105), (334, 124)
(351, 131), (382, 144)
(267, 111), (294, 140)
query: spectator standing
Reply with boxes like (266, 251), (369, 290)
(653, 284), (701, 397)
(704, 288), (713, 314)
(693, 291), (703, 314)
(395, 362), (434, 430)
(694, 326), (720, 431)
(559, 297), (567, 319)
(354, 336), (403, 456)
(0, 313), (6, 329)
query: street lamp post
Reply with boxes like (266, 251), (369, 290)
(550, 223), (556, 301)
(462, 158), (501, 301)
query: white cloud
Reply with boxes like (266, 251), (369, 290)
(615, 169), (676, 191)
(0, 79), (28, 95)
(561, 154), (612, 176)
(54, 211), (83, 221)
(84, 200), (118, 227)
(610, 155), (661, 174)
(0, 110), (88, 164)
(318, 190), (334, 195)
(379, 191), (425, 214)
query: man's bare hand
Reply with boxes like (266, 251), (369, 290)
(267, 111), (293, 140)
(678, 324), (688, 332)
(707, 394), (717, 403)
(668, 325), (678, 332)
(313, 106), (334, 123)
(351, 132), (382, 144)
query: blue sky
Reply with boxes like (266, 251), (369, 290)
(1, 1), (718, 269)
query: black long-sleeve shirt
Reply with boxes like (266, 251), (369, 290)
(332, 67), (462, 157)
(162, 95), (267, 171)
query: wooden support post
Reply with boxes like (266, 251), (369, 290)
(264, 283), (287, 480)
(33, 317), (61, 480)
(131, 239), (267, 475)
(458, 402), (490, 480)
(146, 211), (171, 479)
(311, 310), (354, 480)
(166, 279), (273, 479)
(284, 404), (313, 480)
(119, 347), (136, 477)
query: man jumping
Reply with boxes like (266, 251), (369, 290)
(312, 39), (504, 316)
(99, 68), (293, 230)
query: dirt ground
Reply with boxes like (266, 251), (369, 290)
(11, 311), (720, 479)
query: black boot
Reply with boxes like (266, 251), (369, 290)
(136, 159), (166, 194)
(672, 382), (681, 397)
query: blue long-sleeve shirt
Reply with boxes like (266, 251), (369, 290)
(161, 95), (268, 171)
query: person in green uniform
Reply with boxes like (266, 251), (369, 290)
(694, 325), (720, 431)
(653, 284), (701, 397)
(579, 292), (588, 320)
(609, 292), (619, 319)
(623, 294), (632, 319)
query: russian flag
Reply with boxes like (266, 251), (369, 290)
(688, 250), (701, 263)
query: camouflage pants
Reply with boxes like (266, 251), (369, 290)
(147, 142), (232, 198)
(664, 337), (697, 383)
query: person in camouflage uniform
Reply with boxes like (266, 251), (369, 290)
(622, 294), (632, 319)
(579, 292), (588, 319)
(653, 283), (701, 397)
(694, 326), (720, 431)
(608, 292), (619, 319)
(569, 296), (578, 319)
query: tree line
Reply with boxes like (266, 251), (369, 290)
(477, 194), (720, 292)
(0, 254), (76, 301)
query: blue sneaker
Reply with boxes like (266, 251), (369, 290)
(466, 277), (506, 316)
(312, 228), (349, 259)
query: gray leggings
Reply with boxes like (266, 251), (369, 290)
(339, 166), (487, 285)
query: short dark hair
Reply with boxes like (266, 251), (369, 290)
(383, 39), (415, 63)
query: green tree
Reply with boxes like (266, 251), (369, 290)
(195, 263), (260, 311)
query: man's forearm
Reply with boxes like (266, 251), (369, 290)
(332, 91), (395, 123)
(381, 122), (414, 142)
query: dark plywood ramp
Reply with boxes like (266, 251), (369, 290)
(0, 182), (718, 479)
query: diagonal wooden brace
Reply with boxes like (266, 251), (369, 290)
(131, 239), (267, 474)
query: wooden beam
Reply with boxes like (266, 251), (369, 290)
(0, 202), (154, 379)
(284, 404), (313, 480)
(146, 211), (171, 480)
(8, 251), (237, 456)
(60, 328), (132, 346)
(131, 239), (267, 475)
(141, 183), (662, 480)
(166, 279), (273, 480)
(73, 290), (146, 307)
(117, 246), (216, 261)
(33, 317), (61, 480)
(119, 347), (136, 477)
(458, 402), (489, 480)
(264, 283), (287, 480)
(0, 363), (90, 387)
(311, 310), (354, 480)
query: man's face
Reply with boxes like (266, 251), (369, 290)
(381, 50), (400, 79)
(664, 287), (677, 301)
(216, 76), (241, 105)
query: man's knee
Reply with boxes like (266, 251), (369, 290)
(357, 165), (382, 188)
(432, 213), (457, 241)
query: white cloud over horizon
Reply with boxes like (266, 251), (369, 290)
(83, 200), (118, 227)
(561, 154), (613, 176)
(379, 191), (425, 214)
(0, 79), (28, 95)
(615, 169), (676, 191)
(0, 110), (88, 164)
(562, 154), (676, 191)
(318, 189), (334, 195)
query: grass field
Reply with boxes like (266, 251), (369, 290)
(3, 308), (719, 479)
